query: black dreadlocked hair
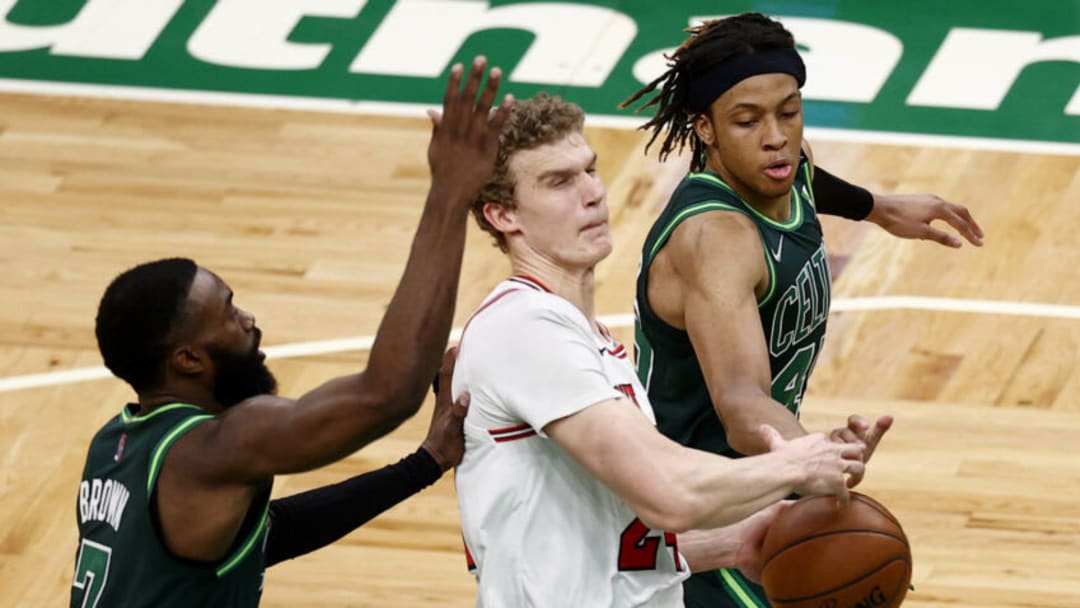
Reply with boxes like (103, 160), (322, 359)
(620, 13), (797, 171)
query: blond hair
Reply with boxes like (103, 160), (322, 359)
(471, 93), (585, 251)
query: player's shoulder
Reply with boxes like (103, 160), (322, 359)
(649, 176), (750, 247)
(671, 204), (758, 250)
(658, 211), (763, 285)
(467, 280), (582, 335)
(654, 175), (753, 237)
(673, 172), (744, 205)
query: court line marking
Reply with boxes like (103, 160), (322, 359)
(2, 295), (1079, 394)
(2, 78), (1079, 157)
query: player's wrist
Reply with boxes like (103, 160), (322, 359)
(812, 165), (874, 221)
(419, 441), (453, 472)
(425, 183), (479, 219)
(864, 194), (893, 228)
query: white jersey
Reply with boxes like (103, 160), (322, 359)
(453, 276), (688, 608)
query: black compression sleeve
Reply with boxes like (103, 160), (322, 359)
(811, 165), (875, 221)
(264, 447), (443, 566)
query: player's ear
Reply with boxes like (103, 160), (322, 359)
(483, 201), (518, 233)
(171, 345), (205, 377)
(693, 114), (715, 146)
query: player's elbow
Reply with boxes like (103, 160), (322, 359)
(726, 428), (763, 457)
(383, 372), (431, 416)
(374, 391), (426, 427)
(637, 509), (693, 534)
(383, 386), (428, 418)
(635, 489), (708, 533)
(363, 354), (436, 419)
(714, 394), (773, 456)
(353, 373), (427, 427)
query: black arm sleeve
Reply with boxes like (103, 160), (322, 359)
(264, 447), (443, 566)
(811, 165), (875, 221)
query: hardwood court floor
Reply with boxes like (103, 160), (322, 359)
(1, 91), (1079, 607)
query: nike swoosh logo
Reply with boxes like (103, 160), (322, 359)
(770, 235), (784, 262)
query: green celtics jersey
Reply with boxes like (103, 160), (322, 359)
(635, 156), (830, 459)
(71, 403), (270, 608)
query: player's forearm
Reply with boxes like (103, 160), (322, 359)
(672, 450), (803, 531)
(678, 527), (742, 573)
(262, 197), (470, 472)
(264, 447), (443, 566)
(628, 437), (800, 533)
(721, 396), (807, 456)
(364, 193), (470, 413)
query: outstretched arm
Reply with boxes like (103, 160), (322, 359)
(156, 60), (508, 563)
(658, 208), (892, 473)
(671, 211), (807, 455)
(264, 350), (469, 565)
(545, 400), (863, 533)
(181, 58), (512, 483)
(803, 141), (984, 247)
(264, 446), (443, 567)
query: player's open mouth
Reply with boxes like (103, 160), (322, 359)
(764, 160), (792, 180)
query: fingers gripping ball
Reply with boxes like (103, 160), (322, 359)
(760, 493), (912, 608)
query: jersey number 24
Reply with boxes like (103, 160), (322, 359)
(618, 517), (685, 572)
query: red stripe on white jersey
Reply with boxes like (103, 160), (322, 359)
(489, 422), (531, 434)
(489, 423), (537, 443)
(508, 274), (552, 292)
(464, 538), (477, 573)
(607, 344), (627, 359)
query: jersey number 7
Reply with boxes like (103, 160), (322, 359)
(72, 539), (112, 608)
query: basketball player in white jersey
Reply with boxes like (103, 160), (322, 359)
(452, 93), (868, 607)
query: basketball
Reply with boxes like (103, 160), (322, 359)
(760, 492), (912, 608)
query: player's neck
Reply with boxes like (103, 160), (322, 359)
(510, 259), (597, 323)
(137, 383), (222, 416)
(749, 193), (793, 222)
(704, 158), (792, 221)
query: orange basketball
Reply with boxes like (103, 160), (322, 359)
(760, 492), (912, 608)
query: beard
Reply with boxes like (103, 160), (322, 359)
(209, 333), (277, 408)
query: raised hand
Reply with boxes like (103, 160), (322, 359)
(866, 193), (984, 248)
(421, 347), (470, 471)
(427, 56), (514, 207)
(761, 424), (863, 507)
(828, 414), (893, 487)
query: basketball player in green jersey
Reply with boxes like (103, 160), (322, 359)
(623, 14), (984, 608)
(71, 57), (512, 607)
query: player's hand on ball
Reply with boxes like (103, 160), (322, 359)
(760, 424), (863, 507)
(732, 501), (793, 584)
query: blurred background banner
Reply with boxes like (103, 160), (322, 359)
(1, 0), (1078, 145)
